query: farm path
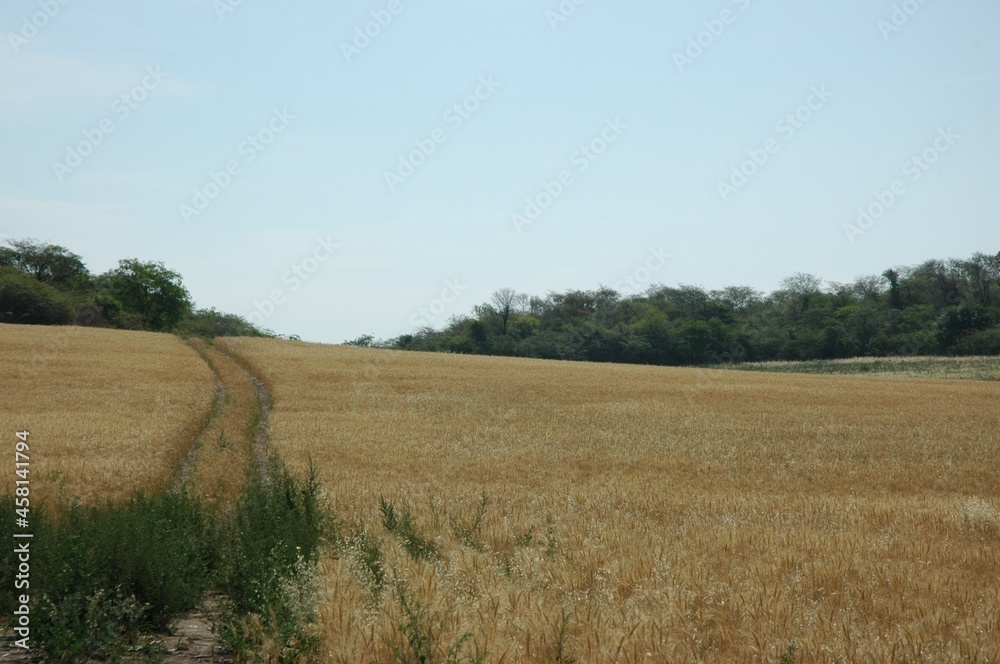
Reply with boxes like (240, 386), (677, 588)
(249, 374), (273, 484)
(173, 338), (272, 496)
(171, 372), (225, 494)
(158, 339), (277, 663)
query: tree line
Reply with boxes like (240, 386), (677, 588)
(367, 250), (1000, 365)
(5, 238), (998, 364)
(0, 238), (270, 338)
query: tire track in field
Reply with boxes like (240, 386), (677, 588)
(177, 339), (274, 495)
(172, 372), (225, 494)
(248, 373), (274, 485)
(161, 340), (276, 664)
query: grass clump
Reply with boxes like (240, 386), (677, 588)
(215, 460), (333, 662)
(0, 492), (215, 662)
(449, 493), (489, 551)
(381, 498), (438, 561)
(384, 574), (482, 664)
(736, 355), (1000, 380)
(1, 461), (334, 662)
(344, 524), (386, 597)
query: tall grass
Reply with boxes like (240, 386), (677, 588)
(215, 460), (333, 663)
(0, 492), (215, 661)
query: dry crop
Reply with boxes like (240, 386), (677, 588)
(187, 339), (1000, 660)
(0, 324), (215, 506)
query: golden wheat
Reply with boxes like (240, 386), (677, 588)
(219, 339), (1000, 661)
(0, 324), (216, 506)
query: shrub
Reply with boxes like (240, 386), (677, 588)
(0, 266), (74, 324)
(216, 462), (332, 662)
(0, 492), (215, 661)
(381, 498), (438, 561)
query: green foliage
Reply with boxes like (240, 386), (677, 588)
(779, 640), (800, 664)
(0, 265), (75, 324)
(390, 250), (1000, 366)
(548, 607), (574, 663)
(99, 259), (193, 332)
(0, 462), (334, 662)
(32, 588), (149, 663)
(216, 462), (331, 661)
(343, 333), (375, 347)
(381, 497), (438, 561)
(386, 574), (481, 664)
(0, 492), (215, 661)
(174, 307), (273, 339)
(449, 493), (489, 551)
(936, 303), (994, 350)
(950, 328), (1000, 356)
(544, 513), (559, 557)
(345, 524), (385, 596)
(0, 239), (276, 339)
(0, 238), (89, 289)
(3, 236), (998, 365)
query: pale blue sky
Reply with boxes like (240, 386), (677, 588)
(2, 0), (997, 342)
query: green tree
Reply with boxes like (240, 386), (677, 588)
(0, 266), (75, 324)
(0, 239), (89, 289)
(936, 303), (993, 351)
(343, 333), (375, 347)
(100, 260), (193, 332)
(175, 308), (272, 339)
(882, 269), (902, 309)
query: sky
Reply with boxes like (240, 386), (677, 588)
(1, 0), (997, 344)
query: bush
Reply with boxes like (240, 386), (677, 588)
(951, 327), (1000, 355)
(1, 464), (335, 661)
(174, 308), (272, 339)
(217, 462), (332, 661)
(381, 498), (438, 561)
(0, 266), (74, 325)
(0, 492), (215, 661)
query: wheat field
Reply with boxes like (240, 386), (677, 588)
(0, 324), (216, 506)
(217, 337), (1000, 663)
